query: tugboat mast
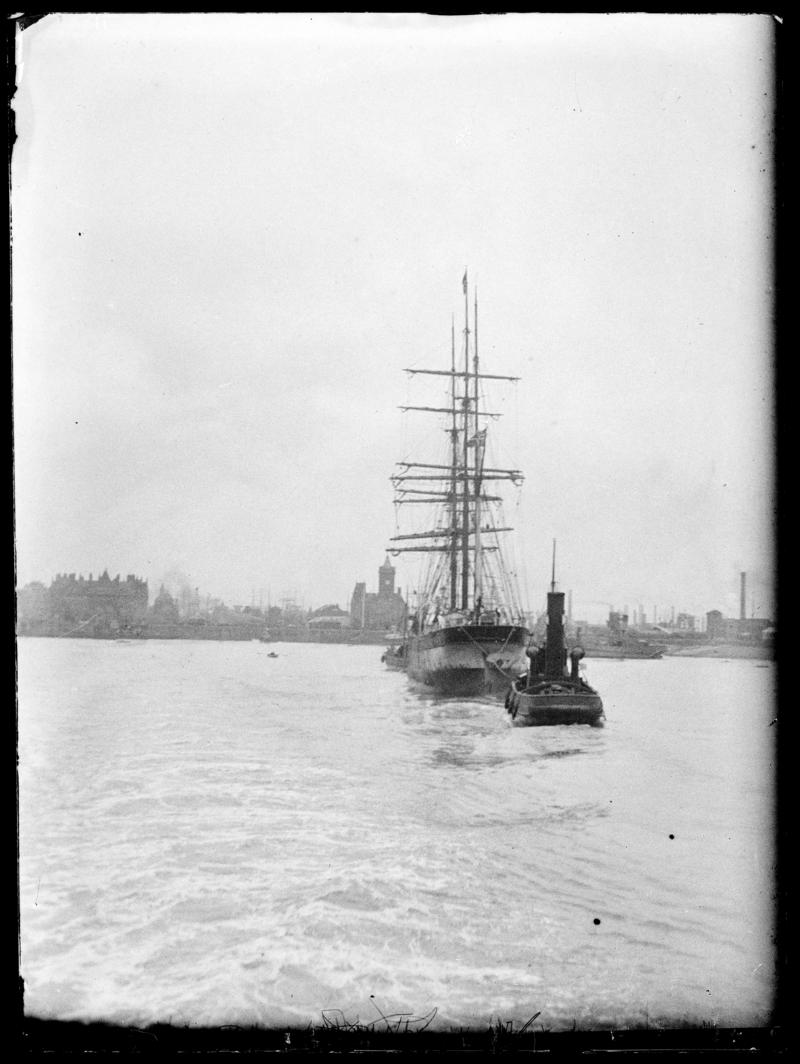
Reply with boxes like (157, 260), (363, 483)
(551, 538), (557, 593)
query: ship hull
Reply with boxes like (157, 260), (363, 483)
(506, 680), (605, 727)
(405, 625), (529, 697)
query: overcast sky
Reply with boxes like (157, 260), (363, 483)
(12, 13), (776, 624)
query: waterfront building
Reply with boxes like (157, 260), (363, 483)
(307, 604), (351, 630)
(706, 609), (772, 643)
(17, 571), (149, 635)
(350, 557), (406, 631)
(16, 581), (49, 629)
(151, 585), (180, 623)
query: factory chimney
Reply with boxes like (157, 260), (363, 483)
(740, 572), (746, 622)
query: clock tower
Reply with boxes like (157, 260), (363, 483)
(378, 556), (395, 598)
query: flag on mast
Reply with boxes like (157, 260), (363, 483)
(462, 269), (468, 294)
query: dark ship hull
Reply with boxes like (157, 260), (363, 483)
(506, 678), (604, 726)
(405, 624), (529, 697)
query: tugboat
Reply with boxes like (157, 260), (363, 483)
(506, 547), (604, 727)
(381, 643), (406, 670)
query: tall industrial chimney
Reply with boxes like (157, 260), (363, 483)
(740, 572), (746, 621)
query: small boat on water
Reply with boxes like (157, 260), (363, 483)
(506, 552), (604, 727)
(381, 643), (406, 670)
(387, 271), (529, 698)
(267, 651), (279, 658)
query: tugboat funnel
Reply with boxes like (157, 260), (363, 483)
(544, 591), (566, 679)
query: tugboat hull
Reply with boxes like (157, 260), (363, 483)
(506, 681), (605, 727)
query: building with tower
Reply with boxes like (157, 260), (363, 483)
(350, 557), (406, 631)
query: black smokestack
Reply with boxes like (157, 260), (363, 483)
(740, 572), (746, 622)
(544, 591), (566, 680)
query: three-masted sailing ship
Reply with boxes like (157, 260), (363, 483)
(388, 272), (530, 697)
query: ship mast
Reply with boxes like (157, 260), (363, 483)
(449, 315), (458, 610)
(472, 285), (483, 612)
(388, 273), (522, 622)
(461, 269), (471, 611)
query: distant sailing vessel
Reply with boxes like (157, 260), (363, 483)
(506, 547), (604, 727)
(388, 272), (529, 697)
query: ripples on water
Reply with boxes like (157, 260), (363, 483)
(17, 640), (776, 1030)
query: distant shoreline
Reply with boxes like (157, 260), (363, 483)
(16, 629), (400, 646)
(664, 643), (772, 660)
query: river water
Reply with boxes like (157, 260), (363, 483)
(17, 638), (776, 1031)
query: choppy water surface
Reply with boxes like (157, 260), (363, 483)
(18, 640), (776, 1030)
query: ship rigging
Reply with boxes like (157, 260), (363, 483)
(389, 273), (525, 623)
(386, 272), (529, 696)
